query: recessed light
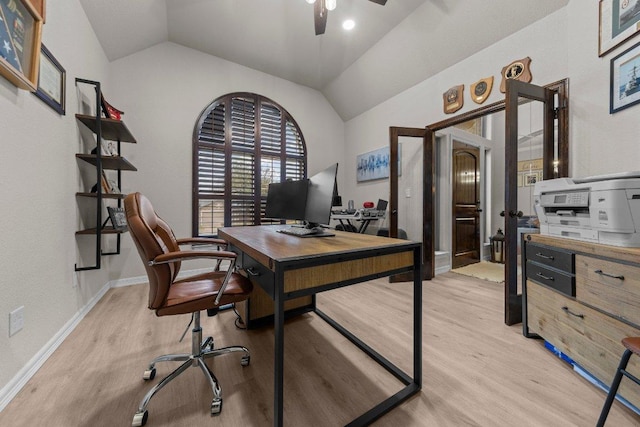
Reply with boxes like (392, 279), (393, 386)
(343, 19), (355, 31)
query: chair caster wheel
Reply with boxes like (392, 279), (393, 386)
(211, 398), (223, 415)
(143, 368), (156, 380)
(132, 410), (148, 426)
(241, 355), (250, 366)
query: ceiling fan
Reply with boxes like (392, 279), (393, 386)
(306, 0), (388, 35)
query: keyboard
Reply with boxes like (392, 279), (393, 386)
(277, 227), (320, 237)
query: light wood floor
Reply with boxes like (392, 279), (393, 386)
(1, 272), (638, 426)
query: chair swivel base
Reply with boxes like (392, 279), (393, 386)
(132, 313), (249, 427)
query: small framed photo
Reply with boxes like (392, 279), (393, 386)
(610, 39), (640, 113)
(599, 0), (640, 57)
(33, 44), (65, 115)
(524, 173), (538, 187)
(107, 207), (127, 231)
(102, 140), (118, 156)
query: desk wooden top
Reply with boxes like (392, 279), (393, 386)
(219, 225), (418, 270)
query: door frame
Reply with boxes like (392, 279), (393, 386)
(389, 126), (431, 280)
(389, 78), (569, 317)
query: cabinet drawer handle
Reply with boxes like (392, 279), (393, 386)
(245, 267), (261, 277)
(536, 272), (554, 281)
(535, 252), (555, 260)
(561, 306), (584, 319)
(594, 269), (624, 281)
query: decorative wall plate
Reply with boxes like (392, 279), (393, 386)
(470, 76), (493, 104)
(443, 84), (464, 114)
(500, 57), (532, 93)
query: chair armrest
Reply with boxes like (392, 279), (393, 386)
(150, 250), (237, 266)
(176, 237), (227, 247)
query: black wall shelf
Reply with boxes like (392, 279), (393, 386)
(74, 78), (137, 271)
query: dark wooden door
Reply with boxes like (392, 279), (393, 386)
(452, 145), (481, 269)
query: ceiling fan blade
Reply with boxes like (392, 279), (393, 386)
(369, 0), (387, 5)
(314, 1), (328, 35)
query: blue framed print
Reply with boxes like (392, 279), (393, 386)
(610, 39), (640, 113)
(356, 144), (402, 182)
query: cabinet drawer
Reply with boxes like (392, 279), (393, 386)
(576, 255), (640, 326)
(229, 247), (276, 299)
(527, 281), (640, 409)
(525, 242), (574, 272)
(526, 260), (575, 296)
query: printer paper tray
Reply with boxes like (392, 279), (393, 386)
(546, 225), (598, 242)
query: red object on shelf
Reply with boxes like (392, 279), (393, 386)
(363, 201), (374, 208)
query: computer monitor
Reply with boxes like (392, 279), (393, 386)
(304, 163), (339, 228)
(264, 179), (308, 221)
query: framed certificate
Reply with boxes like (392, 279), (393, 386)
(33, 44), (65, 114)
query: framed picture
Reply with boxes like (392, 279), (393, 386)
(524, 172), (538, 187)
(0, 0), (43, 90)
(599, 0), (640, 57)
(610, 39), (640, 113)
(107, 207), (127, 231)
(33, 44), (64, 114)
(356, 144), (402, 182)
(517, 174), (524, 187)
(102, 140), (118, 156)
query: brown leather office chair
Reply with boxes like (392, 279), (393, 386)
(597, 337), (640, 426)
(124, 192), (253, 427)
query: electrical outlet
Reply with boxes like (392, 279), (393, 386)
(9, 306), (24, 337)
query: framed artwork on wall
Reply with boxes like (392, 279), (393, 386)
(599, 0), (640, 57)
(33, 44), (65, 114)
(0, 0), (43, 90)
(356, 144), (402, 182)
(610, 39), (640, 113)
(523, 172), (538, 187)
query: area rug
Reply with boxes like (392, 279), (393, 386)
(452, 261), (504, 283)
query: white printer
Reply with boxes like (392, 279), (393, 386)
(533, 171), (640, 247)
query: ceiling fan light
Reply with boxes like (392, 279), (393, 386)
(305, 0), (316, 4)
(326, 0), (337, 11)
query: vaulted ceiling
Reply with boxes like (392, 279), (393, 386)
(80, 0), (569, 120)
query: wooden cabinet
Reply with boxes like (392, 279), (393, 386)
(523, 234), (640, 411)
(74, 79), (137, 271)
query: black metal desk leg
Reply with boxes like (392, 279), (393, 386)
(414, 246), (423, 387)
(274, 270), (285, 427)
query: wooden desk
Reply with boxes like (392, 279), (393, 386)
(218, 225), (422, 427)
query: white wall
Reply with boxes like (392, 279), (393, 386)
(0, 5), (343, 405)
(343, 8), (570, 242)
(567, 1), (640, 177)
(0, 0), (110, 399)
(107, 42), (345, 279)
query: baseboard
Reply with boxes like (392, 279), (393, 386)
(0, 280), (111, 412)
(435, 265), (451, 275)
(0, 267), (210, 412)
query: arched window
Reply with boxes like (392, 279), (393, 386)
(193, 93), (307, 236)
